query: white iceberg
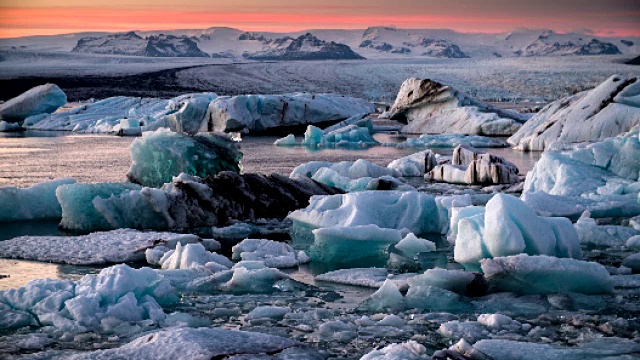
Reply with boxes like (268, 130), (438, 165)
(394, 133), (508, 148)
(291, 159), (401, 180)
(0, 229), (200, 265)
(387, 150), (440, 177)
(426, 145), (520, 185)
(480, 254), (613, 294)
(143, 93), (218, 134)
(508, 74), (640, 151)
(388, 78), (528, 136)
(0, 84), (66, 122)
(522, 128), (640, 218)
(158, 243), (232, 270)
(406, 268), (475, 295)
(360, 340), (429, 360)
(208, 93), (375, 133)
(574, 216), (640, 247)
(0, 178), (75, 222)
(231, 238), (309, 268)
(127, 129), (243, 187)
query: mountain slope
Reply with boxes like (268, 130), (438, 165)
(72, 32), (210, 57)
(242, 33), (364, 60)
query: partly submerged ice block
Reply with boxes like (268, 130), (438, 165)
(301, 124), (379, 147)
(0, 178), (76, 222)
(127, 129), (242, 188)
(426, 145), (520, 185)
(0, 84), (67, 122)
(395, 133), (508, 148)
(143, 93), (217, 134)
(231, 238), (309, 268)
(158, 243), (232, 270)
(208, 92), (375, 133)
(480, 254), (613, 294)
(522, 129), (640, 218)
(292, 159), (400, 180)
(387, 150), (440, 177)
(452, 194), (582, 268)
(288, 191), (442, 244)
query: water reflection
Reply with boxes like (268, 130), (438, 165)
(0, 259), (99, 290)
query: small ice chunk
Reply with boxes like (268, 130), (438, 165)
(159, 243), (231, 270)
(360, 340), (429, 360)
(407, 268), (475, 295)
(231, 239), (308, 268)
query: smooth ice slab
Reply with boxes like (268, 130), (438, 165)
(0, 229), (200, 265)
(127, 129), (243, 188)
(0, 84), (66, 122)
(208, 93), (375, 133)
(480, 254), (613, 294)
(0, 178), (75, 222)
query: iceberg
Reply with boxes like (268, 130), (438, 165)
(208, 93), (375, 133)
(0, 264), (178, 331)
(387, 150), (440, 177)
(388, 78), (528, 136)
(321, 113), (372, 133)
(426, 145), (520, 185)
(0, 229), (200, 265)
(394, 133), (508, 148)
(315, 268), (415, 289)
(453, 194), (582, 268)
(360, 341), (429, 360)
(0, 84), (66, 122)
(142, 93), (218, 134)
(406, 268), (475, 295)
(292, 159), (400, 179)
(59, 172), (340, 232)
(0, 120), (23, 132)
(302, 124), (379, 147)
(508, 75), (640, 151)
(574, 216), (640, 247)
(231, 238), (309, 268)
(480, 254), (613, 294)
(127, 129), (243, 187)
(0, 178), (75, 222)
(311, 168), (412, 192)
(158, 243), (232, 270)
(522, 128), (640, 218)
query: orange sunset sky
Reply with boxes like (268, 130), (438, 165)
(1, 0), (639, 39)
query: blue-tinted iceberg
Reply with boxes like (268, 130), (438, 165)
(394, 133), (508, 148)
(387, 150), (440, 177)
(0, 84), (66, 122)
(127, 129), (243, 187)
(0, 178), (76, 222)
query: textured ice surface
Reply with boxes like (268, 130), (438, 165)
(388, 78), (528, 135)
(360, 340), (429, 360)
(127, 129), (242, 187)
(481, 254), (613, 294)
(57, 182), (142, 231)
(143, 93), (218, 134)
(159, 243), (232, 270)
(387, 150), (440, 177)
(0, 178), (75, 222)
(522, 126), (640, 218)
(509, 75), (640, 151)
(574, 216), (640, 247)
(311, 168), (412, 192)
(208, 93), (375, 133)
(303, 124), (379, 147)
(394, 133), (508, 148)
(453, 194), (581, 267)
(315, 268), (415, 289)
(288, 191), (442, 239)
(407, 268), (475, 295)
(426, 145), (520, 185)
(0, 264), (178, 331)
(291, 159), (401, 180)
(0, 229), (200, 265)
(232, 238), (309, 268)
(67, 328), (299, 360)
(0, 84), (66, 122)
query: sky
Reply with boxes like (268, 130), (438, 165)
(1, 0), (639, 39)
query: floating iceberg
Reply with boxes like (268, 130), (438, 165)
(158, 243), (232, 270)
(0, 229), (200, 265)
(315, 268), (415, 289)
(59, 172), (340, 232)
(387, 150), (440, 177)
(480, 254), (613, 294)
(395, 133), (508, 149)
(143, 93), (218, 134)
(574, 216), (640, 247)
(522, 128), (640, 218)
(208, 93), (375, 133)
(388, 78), (528, 136)
(426, 145), (520, 185)
(0, 120), (23, 132)
(311, 168), (412, 192)
(292, 159), (400, 179)
(361, 341), (429, 360)
(406, 268), (475, 295)
(231, 238), (309, 268)
(0, 84), (66, 122)
(508, 74), (640, 151)
(321, 113), (372, 133)
(0, 264), (178, 331)
(288, 191), (442, 248)
(453, 194), (581, 268)
(0, 178), (75, 222)
(127, 129), (243, 187)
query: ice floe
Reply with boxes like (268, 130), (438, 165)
(509, 74), (640, 151)
(231, 238), (309, 268)
(0, 178), (75, 222)
(387, 78), (528, 136)
(209, 93), (375, 133)
(394, 133), (508, 148)
(0, 84), (67, 122)
(127, 129), (243, 187)
(426, 145), (520, 185)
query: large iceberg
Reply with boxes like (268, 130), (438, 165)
(0, 84), (67, 122)
(522, 128), (640, 218)
(387, 78), (528, 136)
(208, 93), (374, 133)
(0, 178), (75, 222)
(387, 150), (441, 177)
(127, 129), (243, 187)
(508, 75), (640, 151)
(453, 194), (581, 268)
(0, 264), (178, 331)
(480, 254), (613, 294)
(0, 229), (200, 265)
(59, 172), (341, 232)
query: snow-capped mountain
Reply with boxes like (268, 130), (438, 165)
(72, 32), (210, 57)
(242, 33), (364, 60)
(513, 31), (621, 56)
(357, 27), (468, 58)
